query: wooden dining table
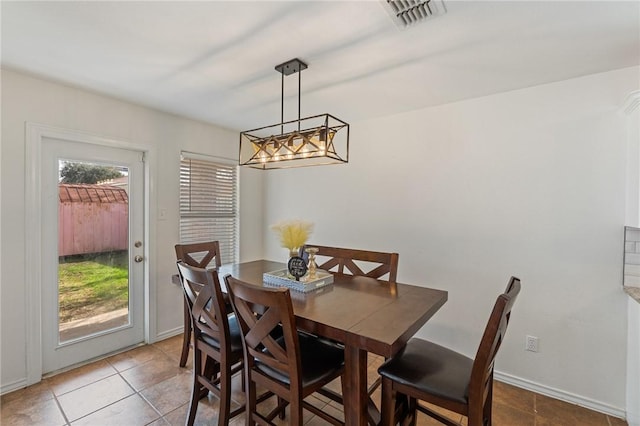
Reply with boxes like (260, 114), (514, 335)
(214, 259), (448, 426)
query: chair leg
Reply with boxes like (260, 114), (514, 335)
(407, 397), (417, 426)
(380, 376), (395, 426)
(245, 372), (257, 426)
(468, 403), (483, 426)
(187, 349), (202, 426)
(200, 356), (217, 399)
(217, 365), (232, 426)
(289, 397), (303, 426)
(277, 397), (286, 419)
(180, 299), (192, 368)
(483, 377), (494, 426)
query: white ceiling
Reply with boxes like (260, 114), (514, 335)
(2, 1), (639, 131)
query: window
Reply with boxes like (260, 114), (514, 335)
(179, 153), (238, 264)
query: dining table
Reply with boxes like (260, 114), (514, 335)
(214, 259), (448, 426)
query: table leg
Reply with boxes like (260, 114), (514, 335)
(344, 345), (368, 426)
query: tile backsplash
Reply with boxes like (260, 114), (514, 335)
(624, 226), (640, 288)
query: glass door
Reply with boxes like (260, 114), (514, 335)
(41, 138), (145, 373)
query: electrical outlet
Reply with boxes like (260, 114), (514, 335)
(525, 335), (539, 352)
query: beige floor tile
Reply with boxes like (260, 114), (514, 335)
(71, 393), (160, 426)
(162, 347), (186, 366)
(368, 354), (385, 367)
(492, 400), (534, 426)
(1, 380), (55, 405)
(228, 412), (248, 426)
(310, 388), (332, 404)
(367, 364), (381, 387)
(57, 374), (134, 421)
(194, 393), (237, 425)
(322, 376), (343, 395)
(146, 417), (171, 426)
(107, 344), (168, 372)
(119, 355), (183, 392)
(418, 412), (459, 426)
(46, 359), (118, 396)
(608, 415), (629, 426)
(153, 335), (186, 364)
(321, 402), (344, 422)
(229, 370), (248, 405)
(493, 380), (535, 414)
(153, 334), (184, 353)
(162, 404), (189, 426)
(535, 394), (609, 426)
(140, 370), (192, 415)
(1, 396), (67, 426)
(418, 402), (463, 425)
(164, 399), (243, 426)
(245, 395), (316, 425)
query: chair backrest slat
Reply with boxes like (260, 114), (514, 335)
(177, 261), (230, 353)
(225, 275), (303, 392)
(175, 241), (222, 269)
(301, 244), (399, 282)
(469, 276), (521, 403)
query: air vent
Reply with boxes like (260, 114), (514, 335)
(383, 0), (447, 29)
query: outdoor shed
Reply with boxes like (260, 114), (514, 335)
(58, 184), (128, 256)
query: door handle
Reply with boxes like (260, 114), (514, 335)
(134, 255), (144, 263)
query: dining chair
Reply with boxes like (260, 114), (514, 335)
(300, 244), (399, 282)
(225, 274), (347, 426)
(377, 276), (521, 426)
(176, 261), (244, 426)
(300, 243), (399, 407)
(175, 241), (223, 367)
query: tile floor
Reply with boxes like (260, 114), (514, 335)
(0, 334), (629, 426)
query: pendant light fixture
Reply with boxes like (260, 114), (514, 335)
(239, 58), (349, 169)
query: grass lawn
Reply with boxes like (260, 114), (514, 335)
(58, 251), (129, 323)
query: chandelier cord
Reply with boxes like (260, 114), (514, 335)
(280, 72), (284, 135)
(298, 66), (302, 132)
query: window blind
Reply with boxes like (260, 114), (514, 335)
(180, 154), (238, 264)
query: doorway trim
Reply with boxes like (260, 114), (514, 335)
(25, 122), (154, 384)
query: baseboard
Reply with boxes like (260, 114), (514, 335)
(154, 326), (183, 343)
(1, 378), (28, 396)
(495, 371), (627, 420)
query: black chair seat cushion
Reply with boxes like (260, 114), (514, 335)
(257, 332), (344, 387)
(378, 338), (473, 405)
(199, 313), (243, 354)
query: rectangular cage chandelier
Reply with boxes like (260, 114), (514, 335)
(239, 58), (349, 170)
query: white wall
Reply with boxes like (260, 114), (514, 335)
(629, 298), (640, 426)
(0, 68), (264, 391)
(626, 96), (640, 426)
(263, 67), (639, 414)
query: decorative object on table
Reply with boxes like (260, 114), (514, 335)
(305, 247), (319, 280)
(271, 219), (314, 261)
(239, 58), (349, 170)
(287, 256), (308, 281)
(263, 269), (334, 293)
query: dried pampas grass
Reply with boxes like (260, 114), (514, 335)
(271, 219), (314, 252)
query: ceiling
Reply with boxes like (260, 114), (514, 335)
(2, 1), (639, 132)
